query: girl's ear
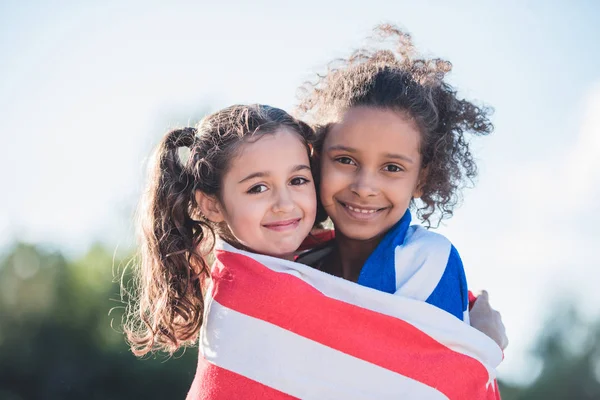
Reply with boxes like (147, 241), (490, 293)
(195, 190), (225, 223)
(413, 167), (428, 199)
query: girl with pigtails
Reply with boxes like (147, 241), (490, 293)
(125, 25), (507, 399)
(126, 106), (318, 355)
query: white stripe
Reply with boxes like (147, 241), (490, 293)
(200, 294), (448, 400)
(215, 240), (503, 370)
(393, 226), (451, 301)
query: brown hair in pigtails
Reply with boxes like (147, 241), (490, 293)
(125, 127), (213, 356)
(125, 104), (316, 356)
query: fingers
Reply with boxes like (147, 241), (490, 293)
(494, 310), (508, 350)
(469, 289), (509, 349)
(501, 334), (509, 350)
(497, 321), (509, 350)
(492, 310), (509, 350)
(472, 293), (492, 312)
(475, 290), (489, 302)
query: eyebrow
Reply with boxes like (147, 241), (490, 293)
(326, 145), (414, 164)
(238, 164), (311, 184)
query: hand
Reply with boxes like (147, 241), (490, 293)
(469, 290), (508, 350)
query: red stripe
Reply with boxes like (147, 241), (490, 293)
(469, 290), (477, 310)
(187, 353), (297, 400)
(211, 251), (497, 400)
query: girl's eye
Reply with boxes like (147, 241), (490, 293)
(335, 156), (356, 166)
(247, 184), (268, 194)
(383, 164), (404, 173)
(290, 177), (310, 186)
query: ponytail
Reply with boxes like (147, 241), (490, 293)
(124, 127), (213, 356)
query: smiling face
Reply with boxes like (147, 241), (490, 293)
(202, 129), (317, 258)
(319, 106), (424, 242)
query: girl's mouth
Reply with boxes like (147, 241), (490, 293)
(338, 201), (387, 220)
(262, 218), (302, 232)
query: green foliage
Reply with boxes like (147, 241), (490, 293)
(0, 243), (197, 400)
(498, 305), (600, 400)
(1, 242), (599, 399)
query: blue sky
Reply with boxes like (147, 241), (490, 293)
(1, 0), (599, 384)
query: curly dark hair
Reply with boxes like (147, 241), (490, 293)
(123, 104), (315, 355)
(297, 24), (493, 228)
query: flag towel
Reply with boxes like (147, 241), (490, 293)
(187, 241), (503, 399)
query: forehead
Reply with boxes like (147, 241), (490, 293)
(228, 130), (309, 175)
(326, 107), (421, 153)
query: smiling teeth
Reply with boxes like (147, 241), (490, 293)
(347, 205), (377, 214)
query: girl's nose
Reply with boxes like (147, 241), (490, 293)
(349, 169), (378, 198)
(272, 188), (295, 213)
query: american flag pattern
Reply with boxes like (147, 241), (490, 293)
(187, 239), (503, 399)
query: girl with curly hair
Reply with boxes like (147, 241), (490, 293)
(295, 24), (496, 324)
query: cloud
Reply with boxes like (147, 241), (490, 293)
(564, 83), (600, 209)
(446, 82), (600, 384)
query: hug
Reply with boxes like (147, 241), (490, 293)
(124, 25), (507, 399)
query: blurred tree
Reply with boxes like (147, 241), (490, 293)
(0, 243), (197, 400)
(1, 242), (600, 399)
(498, 305), (600, 400)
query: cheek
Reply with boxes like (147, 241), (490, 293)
(319, 162), (347, 200)
(225, 197), (263, 229)
(404, 171), (422, 195)
(296, 186), (317, 218)
(388, 177), (419, 205)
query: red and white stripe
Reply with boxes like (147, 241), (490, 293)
(187, 242), (503, 400)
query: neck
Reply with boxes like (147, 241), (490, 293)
(280, 253), (296, 261)
(220, 237), (296, 261)
(329, 229), (385, 282)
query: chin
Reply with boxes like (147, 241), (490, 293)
(269, 243), (301, 257)
(265, 250), (296, 261)
(338, 227), (381, 242)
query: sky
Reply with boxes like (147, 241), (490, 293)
(1, 0), (599, 385)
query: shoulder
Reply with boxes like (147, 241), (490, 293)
(399, 226), (469, 320)
(410, 228), (466, 287)
(395, 225), (453, 267)
(404, 225), (452, 249)
(423, 241), (469, 321)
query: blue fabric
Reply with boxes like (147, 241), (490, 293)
(357, 210), (412, 294)
(357, 209), (468, 320)
(424, 245), (468, 320)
